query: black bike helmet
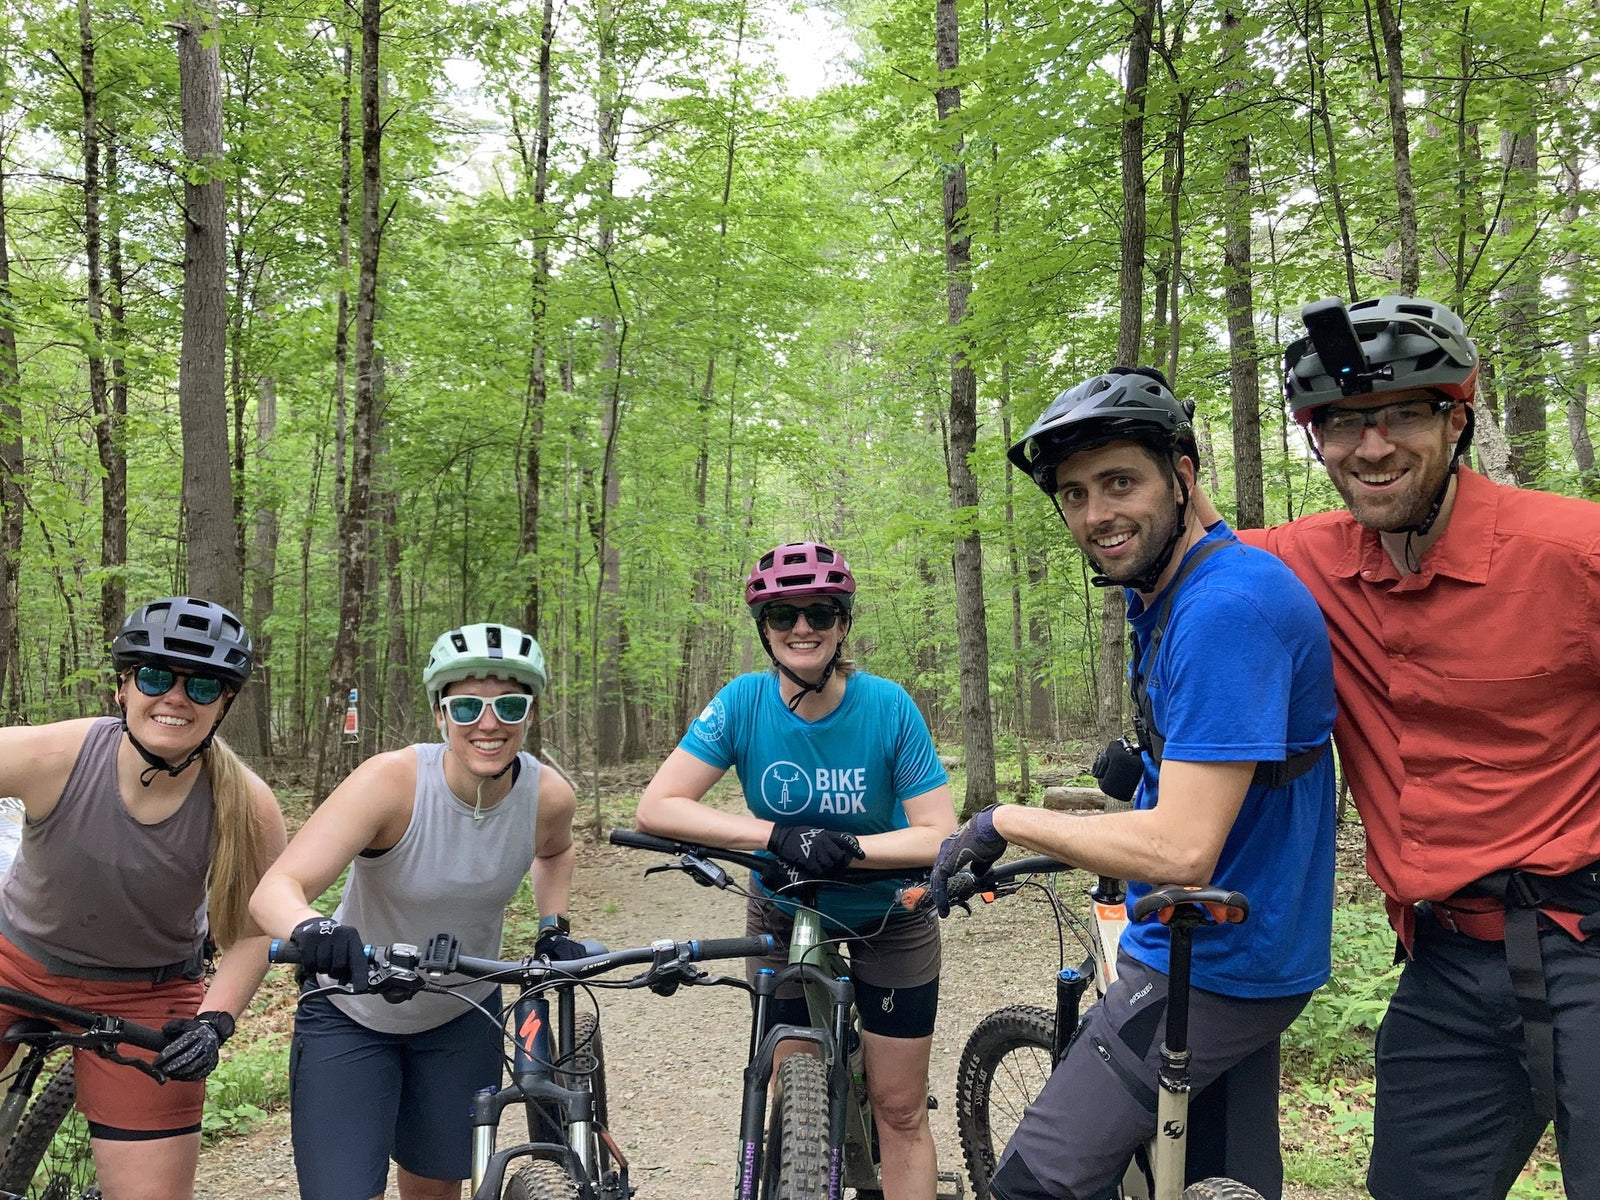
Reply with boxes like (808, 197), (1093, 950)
(112, 597), (254, 687)
(1007, 367), (1199, 496)
(1285, 295), (1479, 425)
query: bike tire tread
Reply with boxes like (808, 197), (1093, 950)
(761, 1053), (830, 1200)
(0, 1057), (94, 1199)
(954, 1004), (1056, 1200)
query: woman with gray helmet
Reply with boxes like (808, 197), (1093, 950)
(251, 621), (577, 1200)
(0, 596), (287, 1200)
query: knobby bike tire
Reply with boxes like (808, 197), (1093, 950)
(0, 1056), (99, 1200)
(1182, 1178), (1267, 1200)
(504, 1158), (581, 1200)
(524, 1013), (613, 1193)
(954, 1005), (1056, 1200)
(760, 1053), (829, 1200)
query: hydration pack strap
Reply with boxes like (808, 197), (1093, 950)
(1130, 538), (1330, 788)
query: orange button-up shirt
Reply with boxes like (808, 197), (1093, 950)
(1238, 469), (1600, 943)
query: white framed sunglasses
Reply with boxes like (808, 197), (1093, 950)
(441, 693), (533, 726)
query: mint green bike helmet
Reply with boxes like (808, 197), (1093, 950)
(423, 622), (547, 710)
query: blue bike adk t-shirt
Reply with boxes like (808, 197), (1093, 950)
(679, 670), (947, 929)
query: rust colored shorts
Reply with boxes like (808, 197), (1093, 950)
(0, 933), (205, 1136)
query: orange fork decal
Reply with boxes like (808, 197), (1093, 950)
(519, 1012), (544, 1053)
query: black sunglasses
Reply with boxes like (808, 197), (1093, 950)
(763, 603), (844, 633)
(133, 665), (227, 706)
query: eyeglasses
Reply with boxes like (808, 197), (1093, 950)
(442, 693), (533, 726)
(1311, 398), (1456, 451)
(133, 665), (227, 706)
(763, 603), (843, 633)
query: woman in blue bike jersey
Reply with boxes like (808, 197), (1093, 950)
(637, 541), (957, 1200)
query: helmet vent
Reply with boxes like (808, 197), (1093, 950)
(486, 625), (502, 650)
(815, 547), (835, 563)
(825, 571), (847, 584)
(125, 631), (150, 649)
(780, 551), (807, 565)
(165, 636), (212, 659)
(518, 635), (534, 656)
(450, 632), (467, 652)
(775, 573), (815, 588)
(177, 613), (209, 632)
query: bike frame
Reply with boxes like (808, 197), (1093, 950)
(964, 861), (1245, 1200)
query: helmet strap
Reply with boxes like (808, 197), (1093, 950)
(119, 703), (225, 788)
(1394, 402), (1474, 550)
(756, 624), (846, 714)
(1069, 473), (1193, 595)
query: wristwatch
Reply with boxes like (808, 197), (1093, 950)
(537, 913), (571, 936)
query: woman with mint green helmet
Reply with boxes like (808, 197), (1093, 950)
(250, 621), (579, 1200)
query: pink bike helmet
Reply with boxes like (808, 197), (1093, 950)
(744, 542), (856, 614)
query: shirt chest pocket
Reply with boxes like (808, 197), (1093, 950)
(1418, 668), (1571, 771)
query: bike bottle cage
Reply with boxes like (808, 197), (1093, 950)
(1128, 538), (1329, 788)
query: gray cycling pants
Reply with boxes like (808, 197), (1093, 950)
(991, 952), (1310, 1200)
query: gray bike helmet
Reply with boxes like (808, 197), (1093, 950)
(423, 622), (547, 710)
(1285, 295), (1479, 425)
(1007, 367), (1199, 496)
(111, 596), (254, 687)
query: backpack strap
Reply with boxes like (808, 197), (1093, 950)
(1129, 538), (1330, 789)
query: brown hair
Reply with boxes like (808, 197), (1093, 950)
(202, 735), (269, 948)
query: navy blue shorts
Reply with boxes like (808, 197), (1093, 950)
(290, 991), (503, 1199)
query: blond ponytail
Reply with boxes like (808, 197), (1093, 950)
(203, 735), (267, 948)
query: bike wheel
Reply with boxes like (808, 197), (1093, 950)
(954, 1004), (1055, 1200)
(504, 1158), (581, 1200)
(1182, 1178), (1266, 1200)
(0, 1056), (99, 1200)
(526, 1013), (613, 1190)
(760, 1053), (829, 1200)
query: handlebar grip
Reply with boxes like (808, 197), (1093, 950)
(268, 939), (376, 966)
(687, 935), (775, 961)
(608, 828), (684, 853)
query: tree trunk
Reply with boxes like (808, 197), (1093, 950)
(248, 375), (279, 755)
(935, 0), (996, 819)
(1221, 8), (1263, 530)
(78, 0), (123, 679)
(315, 0), (382, 802)
(1000, 388), (1030, 798)
(175, 1), (238, 620)
(1373, 0), (1418, 295)
(1308, 0), (1358, 300)
(381, 486), (411, 748)
(1116, 0), (1153, 367)
(0, 127), (23, 721)
(1498, 124), (1543, 485)
(516, 0), (556, 651)
(590, 0), (626, 771)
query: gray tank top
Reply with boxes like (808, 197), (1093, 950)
(332, 741), (541, 1034)
(1, 717), (212, 969)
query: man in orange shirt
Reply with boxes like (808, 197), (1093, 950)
(1192, 294), (1600, 1200)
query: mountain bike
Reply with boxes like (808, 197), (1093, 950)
(937, 857), (1265, 1200)
(0, 984), (172, 1199)
(271, 927), (771, 1200)
(609, 827), (965, 1200)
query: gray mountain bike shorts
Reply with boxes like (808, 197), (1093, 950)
(992, 952), (1309, 1200)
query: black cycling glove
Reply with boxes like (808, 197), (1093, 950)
(290, 916), (370, 992)
(153, 1010), (234, 1082)
(535, 926), (588, 962)
(767, 826), (866, 879)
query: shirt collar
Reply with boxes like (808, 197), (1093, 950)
(1336, 467), (1496, 586)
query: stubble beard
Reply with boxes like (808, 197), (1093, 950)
(1082, 503), (1181, 585)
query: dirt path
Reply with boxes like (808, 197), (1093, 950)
(196, 837), (1345, 1199)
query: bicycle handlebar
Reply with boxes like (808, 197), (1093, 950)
(609, 826), (929, 887)
(0, 985), (170, 1055)
(268, 932), (776, 987)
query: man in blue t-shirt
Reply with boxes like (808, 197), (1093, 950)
(931, 367), (1336, 1200)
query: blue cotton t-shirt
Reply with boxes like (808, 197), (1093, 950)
(1119, 523), (1337, 999)
(679, 670), (948, 930)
